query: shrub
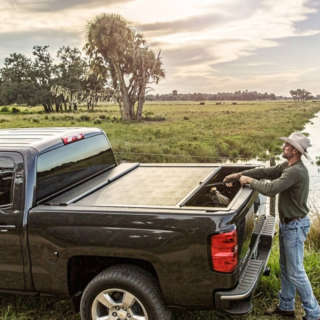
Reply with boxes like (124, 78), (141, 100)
(111, 116), (119, 122)
(93, 118), (102, 124)
(99, 115), (106, 120)
(79, 115), (91, 122)
(11, 107), (20, 113)
(143, 111), (154, 117)
(64, 116), (75, 121)
(306, 214), (320, 250)
(142, 115), (166, 121)
(1, 107), (9, 112)
(32, 118), (40, 123)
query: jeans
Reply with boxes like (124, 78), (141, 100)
(279, 216), (320, 320)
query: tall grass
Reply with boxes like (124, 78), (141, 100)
(1, 101), (320, 164)
(306, 213), (320, 250)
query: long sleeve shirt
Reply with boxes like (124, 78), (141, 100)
(242, 160), (309, 220)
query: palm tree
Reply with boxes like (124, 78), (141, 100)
(85, 13), (165, 120)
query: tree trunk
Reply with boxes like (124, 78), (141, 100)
(136, 88), (145, 121)
(117, 97), (125, 119)
(47, 100), (54, 113)
(63, 100), (68, 112)
(113, 62), (131, 120)
(55, 103), (60, 113)
(43, 104), (50, 113)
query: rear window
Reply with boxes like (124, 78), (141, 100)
(37, 134), (116, 201)
(0, 158), (15, 206)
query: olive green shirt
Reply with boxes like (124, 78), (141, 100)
(242, 160), (309, 220)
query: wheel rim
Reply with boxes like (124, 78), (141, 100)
(91, 288), (149, 320)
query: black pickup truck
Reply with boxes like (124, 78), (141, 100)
(0, 127), (275, 320)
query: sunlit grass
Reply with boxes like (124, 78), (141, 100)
(0, 101), (319, 163)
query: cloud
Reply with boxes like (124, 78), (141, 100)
(0, 29), (81, 64)
(149, 0), (320, 68)
(162, 44), (218, 67)
(137, 13), (228, 37)
(1, 0), (320, 95)
(12, 0), (133, 12)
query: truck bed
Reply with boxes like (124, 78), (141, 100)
(76, 164), (218, 206)
(50, 163), (255, 210)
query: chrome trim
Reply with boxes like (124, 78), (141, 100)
(0, 225), (16, 229)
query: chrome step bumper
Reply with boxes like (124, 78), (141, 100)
(215, 215), (275, 315)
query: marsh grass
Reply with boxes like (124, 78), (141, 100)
(306, 213), (320, 250)
(0, 101), (319, 163)
(0, 101), (320, 319)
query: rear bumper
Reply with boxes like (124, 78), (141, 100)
(215, 214), (275, 315)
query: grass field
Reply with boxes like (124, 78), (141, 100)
(1, 100), (320, 163)
(0, 100), (320, 320)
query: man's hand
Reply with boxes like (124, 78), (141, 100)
(223, 172), (242, 183)
(239, 176), (253, 185)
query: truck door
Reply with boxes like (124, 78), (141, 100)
(0, 152), (25, 290)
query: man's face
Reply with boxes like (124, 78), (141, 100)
(282, 142), (296, 159)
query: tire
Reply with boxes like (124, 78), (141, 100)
(80, 264), (172, 320)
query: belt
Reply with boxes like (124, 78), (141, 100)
(282, 217), (300, 224)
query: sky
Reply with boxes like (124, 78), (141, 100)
(0, 0), (320, 96)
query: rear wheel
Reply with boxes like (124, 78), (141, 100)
(80, 264), (171, 320)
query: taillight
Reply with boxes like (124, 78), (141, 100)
(62, 133), (84, 145)
(211, 229), (238, 273)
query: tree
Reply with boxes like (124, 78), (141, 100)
(0, 47), (57, 110)
(55, 46), (87, 111)
(290, 89), (312, 102)
(81, 71), (112, 111)
(32, 45), (56, 112)
(85, 13), (165, 121)
(52, 46), (112, 111)
(0, 53), (37, 105)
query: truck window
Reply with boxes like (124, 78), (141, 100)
(0, 158), (15, 206)
(36, 134), (116, 201)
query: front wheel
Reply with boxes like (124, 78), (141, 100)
(80, 264), (171, 320)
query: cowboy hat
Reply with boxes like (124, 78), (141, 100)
(280, 132), (311, 159)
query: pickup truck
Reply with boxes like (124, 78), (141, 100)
(0, 127), (275, 320)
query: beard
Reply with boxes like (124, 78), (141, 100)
(282, 151), (292, 160)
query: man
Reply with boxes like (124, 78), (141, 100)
(223, 132), (320, 320)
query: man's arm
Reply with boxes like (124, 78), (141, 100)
(223, 162), (287, 184)
(241, 162), (287, 180)
(242, 166), (299, 197)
